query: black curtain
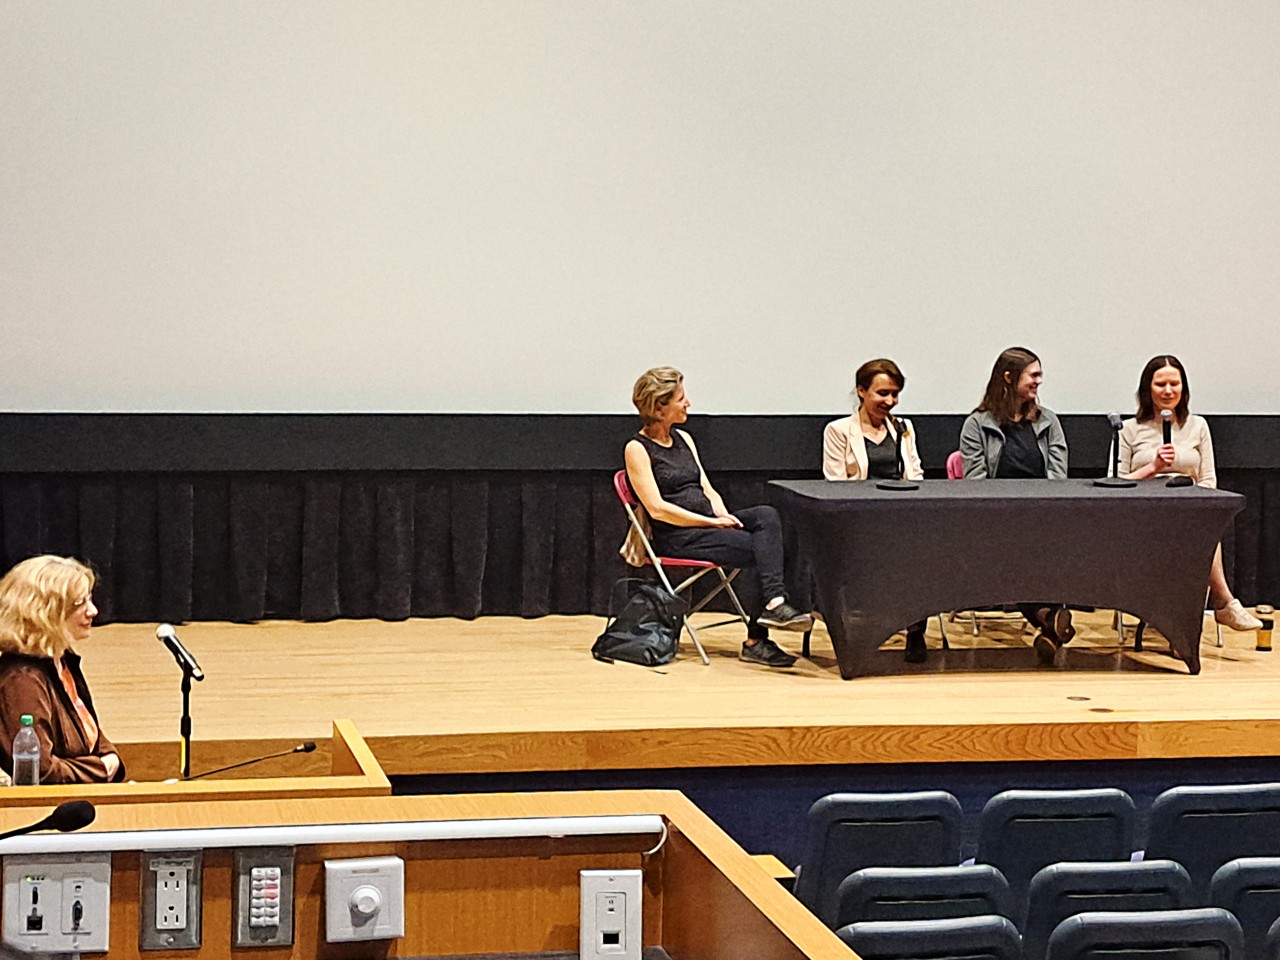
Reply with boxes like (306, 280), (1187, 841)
(0, 470), (1275, 624)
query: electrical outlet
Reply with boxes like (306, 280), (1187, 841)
(140, 851), (202, 950)
(156, 864), (187, 929)
(579, 869), (642, 960)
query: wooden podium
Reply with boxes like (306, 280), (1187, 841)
(0, 718), (388, 808)
(0, 789), (846, 960)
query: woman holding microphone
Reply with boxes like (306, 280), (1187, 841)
(1119, 354), (1262, 632)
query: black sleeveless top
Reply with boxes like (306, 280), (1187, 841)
(864, 432), (901, 480)
(633, 432), (714, 536)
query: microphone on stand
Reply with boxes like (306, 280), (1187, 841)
(156, 624), (204, 779)
(0, 801), (96, 842)
(893, 413), (905, 478)
(876, 413), (919, 491)
(156, 624), (204, 681)
(184, 741), (317, 781)
(1161, 408), (1173, 445)
(1095, 412), (1136, 487)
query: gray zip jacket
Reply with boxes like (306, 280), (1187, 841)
(959, 408), (1069, 479)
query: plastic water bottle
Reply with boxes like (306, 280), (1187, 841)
(12, 714), (40, 786)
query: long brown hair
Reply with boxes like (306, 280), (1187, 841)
(1135, 355), (1190, 426)
(975, 347), (1041, 425)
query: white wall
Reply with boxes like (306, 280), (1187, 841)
(2, 1), (1278, 414)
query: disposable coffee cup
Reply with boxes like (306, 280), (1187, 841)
(1257, 618), (1274, 652)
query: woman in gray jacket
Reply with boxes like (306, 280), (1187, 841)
(959, 346), (1072, 664)
(959, 346), (1068, 480)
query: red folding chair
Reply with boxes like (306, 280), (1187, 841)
(613, 470), (750, 665)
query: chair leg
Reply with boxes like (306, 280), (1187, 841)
(682, 617), (711, 666)
(936, 613), (950, 650)
(802, 629), (811, 659)
(719, 569), (751, 626)
(1134, 620), (1145, 652)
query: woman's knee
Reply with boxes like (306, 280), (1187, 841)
(737, 504), (781, 532)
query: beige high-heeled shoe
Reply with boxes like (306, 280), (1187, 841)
(1214, 599), (1264, 632)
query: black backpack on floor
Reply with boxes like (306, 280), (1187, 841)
(592, 579), (686, 667)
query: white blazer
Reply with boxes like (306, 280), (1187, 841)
(823, 413), (924, 482)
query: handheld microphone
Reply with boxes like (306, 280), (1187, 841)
(0, 800), (96, 842)
(156, 624), (204, 681)
(891, 413), (905, 478)
(184, 741), (317, 781)
(1161, 409), (1173, 444)
(1106, 412), (1124, 432)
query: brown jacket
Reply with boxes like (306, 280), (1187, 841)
(0, 651), (125, 784)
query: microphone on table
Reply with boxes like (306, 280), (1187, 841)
(184, 741), (317, 781)
(156, 624), (204, 681)
(0, 800), (96, 842)
(1161, 408), (1173, 445)
(892, 413), (905, 477)
(876, 414), (919, 491)
(1095, 412), (1136, 487)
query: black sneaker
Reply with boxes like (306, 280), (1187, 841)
(740, 638), (798, 668)
(758, 602), (813, 632)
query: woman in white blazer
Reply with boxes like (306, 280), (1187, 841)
(823, 358), (924, 483)
(821, 359), (929, 662)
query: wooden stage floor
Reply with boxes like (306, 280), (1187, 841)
(83, 609), (1280, 782)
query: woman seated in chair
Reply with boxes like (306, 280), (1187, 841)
(1119, 354), (1262, 632)
(625, 366), (811, 668)
(823, 358), (931, 663)
(959, 346), (1074, 665)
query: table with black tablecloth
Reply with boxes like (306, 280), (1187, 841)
(770, 479), (1245, 679)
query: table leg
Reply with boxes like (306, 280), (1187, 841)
(821, 609), (861, 680)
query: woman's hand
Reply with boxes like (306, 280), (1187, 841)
(101, 753), (120, 779)
(709, 514), (742, 528)
(1153, 444), (1176, 472)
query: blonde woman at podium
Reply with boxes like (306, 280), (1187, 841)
(0, 555), (125, 783)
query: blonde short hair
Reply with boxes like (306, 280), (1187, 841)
(0, 555), (96, 659)
(632, 367), (684, 425)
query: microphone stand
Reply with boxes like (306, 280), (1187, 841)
(1094, 426), (1136, 488)
(876, 415), (920, 491)
(176, 663), (204, 780)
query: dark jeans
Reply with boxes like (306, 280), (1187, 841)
(653, 505), (787, 619)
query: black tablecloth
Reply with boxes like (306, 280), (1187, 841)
(770, 479), (1245, 679)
